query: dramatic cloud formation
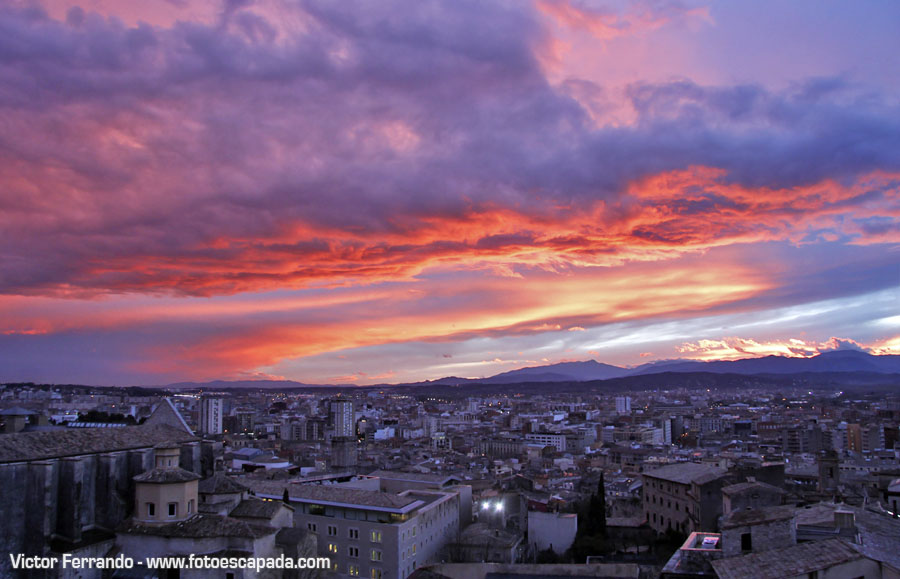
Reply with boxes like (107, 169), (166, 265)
(0, 0), (897, 384)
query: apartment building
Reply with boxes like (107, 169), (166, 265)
(247, 480), (462, 578)
(524, 433), (566, 452)
(642, 462), (728, 534)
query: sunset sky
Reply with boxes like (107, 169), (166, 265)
(1, 0), (898, 386)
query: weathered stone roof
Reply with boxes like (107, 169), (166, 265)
(229, 498), (290, 519)
(118, 514), (275, 539)
(142, 398), (193, 436)
(721, 505), (796, 529)
(199, 472), (249, 495)
(722, 480), (785, 496)
(0, 424), (197, 463)
(133, 467), (202, 484)
(795, 502), (900, 570)
(643, 462), (727, 485)
(711, 538), (862, 579)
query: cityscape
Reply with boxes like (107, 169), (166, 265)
(1, 0), (899, 578)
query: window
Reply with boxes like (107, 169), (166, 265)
(328, 525), (338, 537)
(348, 546), (359, 558)
(328, 543), (338, 554)
(741, 533), (752, 552)
(146, 503), (155, 517)
(371, 569), (382, 579)
(307, 523), (318, 533)
(371, 549), (382, 562)
(349, 565), (360, 576)
(187, 500), (194, 514)
(349, 528), (359, 539)
(370, 530), (382, 543)
(168, 503), (177, 517)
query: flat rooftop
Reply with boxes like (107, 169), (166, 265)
(244, 478), (424, 513)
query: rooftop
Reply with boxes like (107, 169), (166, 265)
(722, 480), (785, 496)
(369, 469), (463, 484)
(118, 514), (275, 539)
(229, 497), (290, 519)
(133, 467), (202, 484)
(721, 505), (796, 529)
(243, 478), (423, 512)
(0, 424), (197, 463)
(199, 473), (249, 495)
(711, 538), (862, 579)
(643, 462), (727, 485)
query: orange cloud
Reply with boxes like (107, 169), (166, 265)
(123, 260), (766, 380)
(675, 335), (898, 361)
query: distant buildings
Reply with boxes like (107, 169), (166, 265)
(616, 396), (632, 415)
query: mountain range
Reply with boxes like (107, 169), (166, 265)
(165, 349), (900, 389)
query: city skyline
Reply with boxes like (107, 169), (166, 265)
(1, 0), (899, 386)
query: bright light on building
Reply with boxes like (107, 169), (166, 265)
(481, 502), (489, 511)
(494, 502), (503, 512)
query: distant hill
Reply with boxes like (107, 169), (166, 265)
(481, 360), (630, 383)
(628, 349), (900, 376)
(159, 350), (900, 391)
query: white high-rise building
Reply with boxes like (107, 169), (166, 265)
(616, 396), (632, 415)
(329, 398), (356, 438)
(199, 397), (224, 435)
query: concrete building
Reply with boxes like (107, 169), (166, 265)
(642, 462), (728, 534)
(616, 396), (632, 415)
(332, 436), (359, 470)
(246, 479), (464, 578)
(524, 433), (566, 452)
(199, 397), (224, 436)
(721, 480), (785, 515)
(719, 505), (796, 558)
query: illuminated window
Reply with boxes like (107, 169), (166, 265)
(370, 530), (382, 543)
(371, 550), (382, 562)
(328, 543), (338, 554)
(349, 565), (359, 576)
(371, 569), (382, 579)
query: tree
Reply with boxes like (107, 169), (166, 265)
(283, 488), (290, 504)
(596, 472), (607, 535)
